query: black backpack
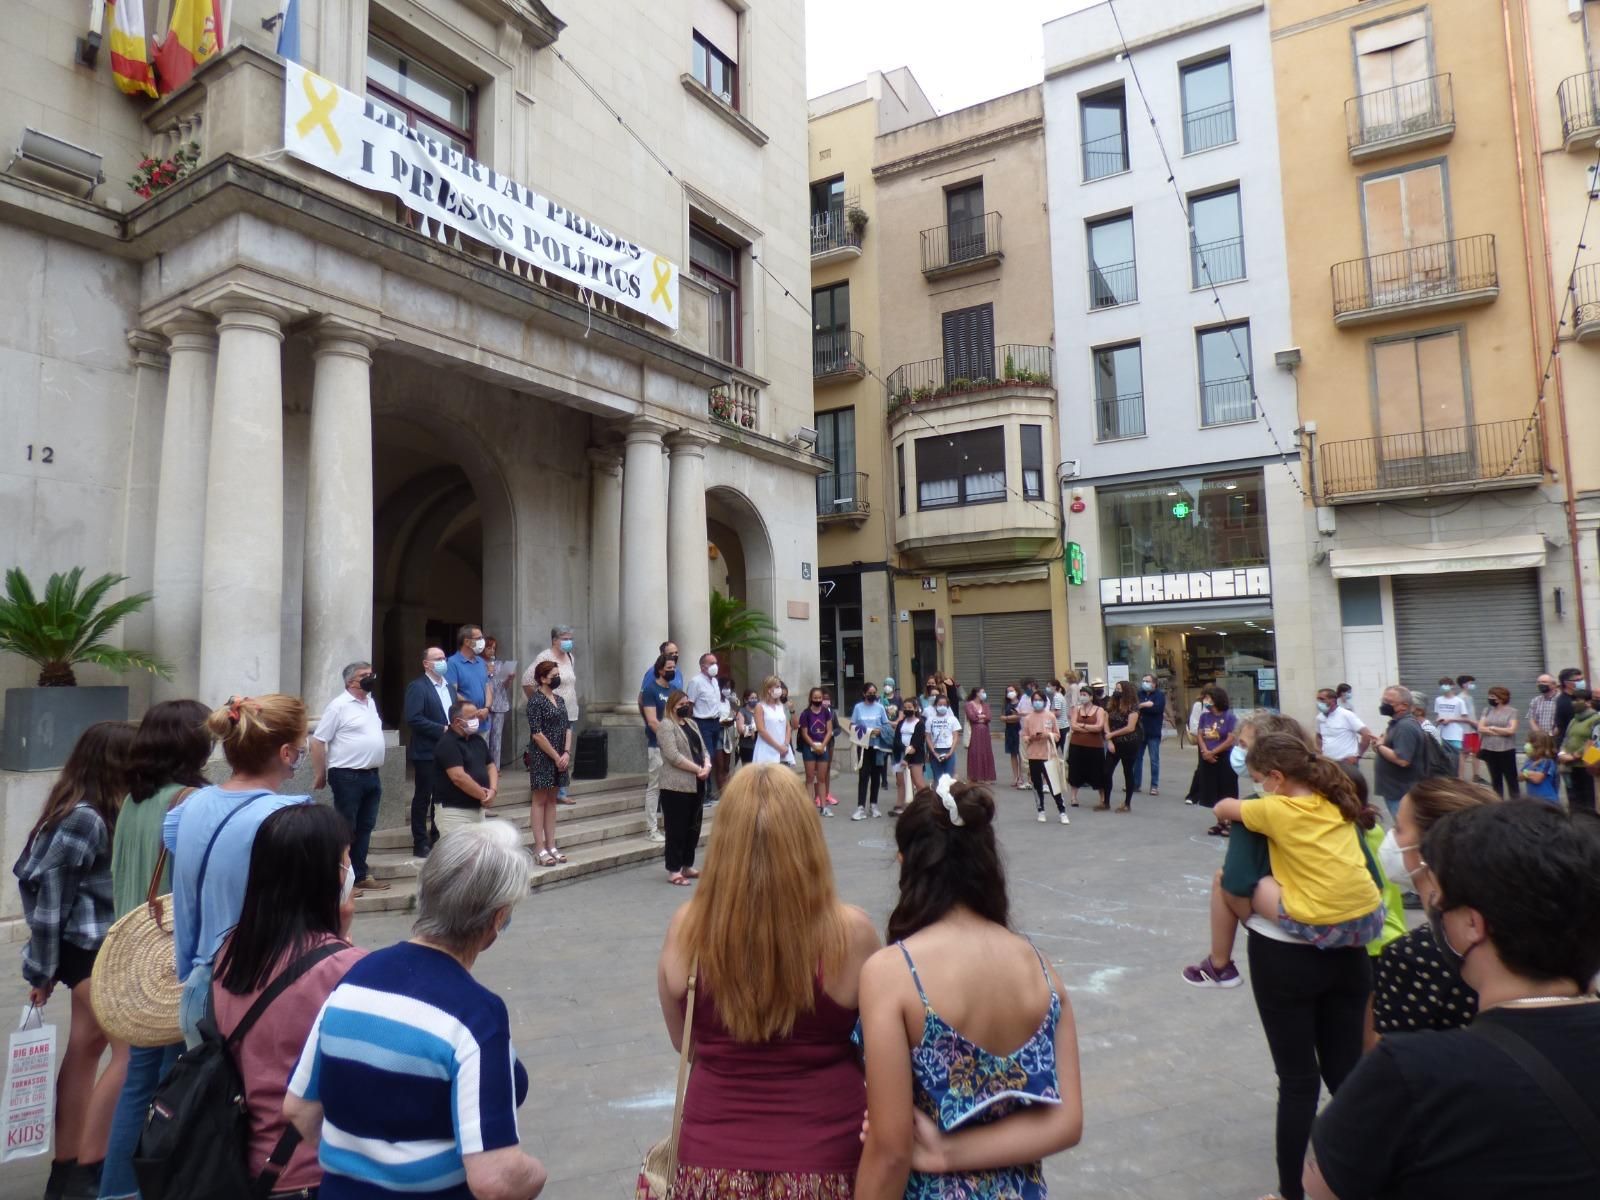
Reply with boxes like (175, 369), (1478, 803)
(1418, 725), (1461, 779)
(133, 940), (346, 1200)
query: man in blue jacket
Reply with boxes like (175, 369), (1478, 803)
(1132, 673), (1168, 796)
(404, 647), (456, 857)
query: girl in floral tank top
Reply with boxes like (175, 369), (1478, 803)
(856, 780), (1083, 1199)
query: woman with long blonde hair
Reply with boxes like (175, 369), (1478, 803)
(657, 764), (880, 1198)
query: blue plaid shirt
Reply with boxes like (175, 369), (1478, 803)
(14, 805), (113, 988)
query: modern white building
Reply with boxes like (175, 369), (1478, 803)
(1042, 0), (1316, 719)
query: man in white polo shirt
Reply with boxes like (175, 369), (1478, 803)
(312, 661), (390, 895)
(1316, 686), (1371, 765)
(686, 652), (724, 803)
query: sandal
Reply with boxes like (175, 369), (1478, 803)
(683, 868), (700, 878)
(548, 848), (568, 864)
(536, 850), (557, 866)
(1206, 823), (1225, 837)
(668, 873), (691, 886)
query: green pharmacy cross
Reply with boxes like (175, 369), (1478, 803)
(1171, 500), (1192, 519)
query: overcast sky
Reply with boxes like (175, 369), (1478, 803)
(804, 0), (1103, 113)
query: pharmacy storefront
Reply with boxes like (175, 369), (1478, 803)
(1086, 469), (1282, 713)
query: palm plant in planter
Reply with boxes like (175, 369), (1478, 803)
(710, 590), (785, 660)
(0, 568), (167, 686)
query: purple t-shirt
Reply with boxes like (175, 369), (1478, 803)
(1198, 709), (1237, 752)
(799, 707), (833, 747)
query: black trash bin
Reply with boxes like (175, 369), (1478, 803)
(573, 728), (608, 780)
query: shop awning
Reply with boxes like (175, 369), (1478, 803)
(1328, 534), (1547, 579)
(1103, 600), (1275, 625)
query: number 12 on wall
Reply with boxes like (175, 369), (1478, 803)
(25, 446), (53, 463)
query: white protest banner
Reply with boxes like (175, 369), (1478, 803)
(282, 61), (680, 328)
(3, 1006), (55, 1162)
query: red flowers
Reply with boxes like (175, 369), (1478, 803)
(127, 141), (201, 202)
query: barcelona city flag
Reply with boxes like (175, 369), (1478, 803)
(107, 0), (157, 98)
(153, 0), (224, 96)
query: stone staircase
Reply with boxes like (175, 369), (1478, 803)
(353, 773), (711, 913)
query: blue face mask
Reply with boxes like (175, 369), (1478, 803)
(1229, 745), (1249, 774)
(1139, 680), (1153, 692)
(560, 639), (574, 653)
(1031, 699), (1046, 712)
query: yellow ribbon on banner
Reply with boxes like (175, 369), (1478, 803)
(650, 256), (674, 311)
(295, 71), (342, 154)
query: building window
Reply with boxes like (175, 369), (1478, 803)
(1021, 425), (1044, 500)
(1081, 86), (1129, 181)
(692, 30), (738, 108)
(1099, 471), (1267, 578)
(1087, 213), (1136, 308)
(1369, 330), (1472, 486)
(1197, 323), (1254, 426)
(816, 408), (857, 514)
(811, 175), (846, 252)
(945, 181), (987, 262)
(897, 443), (907, 516)
(1181, 53), (1235, 154)
(915, 427), (1006, 510)
(812, 282), (851, 375)
(691, 223), (741, 366)
(941, 303), (995, 383)
(1361, 162), (1451, 304)
(1352, 13), (1438, 141)
(1093, 342), (1145, 440)
(366, 35), (474, 155)
(1190, 186), (1245, 287)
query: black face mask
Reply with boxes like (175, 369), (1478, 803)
(676, 706), (692, 719)
(1378, 701), (1396, 717)
(865, 693), (878, 702)
(358, 675), (377, 693)
(1538, 683), (1553, 695)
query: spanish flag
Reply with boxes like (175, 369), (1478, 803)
(153, 0), (224, 96)
(107, 0), (157, 99)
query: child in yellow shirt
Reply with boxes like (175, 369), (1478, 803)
(1213, 731), (1385, 949)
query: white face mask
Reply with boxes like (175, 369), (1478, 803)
(706, 663), (718, 678)
(1378, 829), (1420, 894)
(427, 659), (445, 675)
(464, 717), (481, 734)
(472, 638), (486, 653)
(340, 861), (355, 905)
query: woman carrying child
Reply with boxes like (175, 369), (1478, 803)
(1519, 729), (1561, 805)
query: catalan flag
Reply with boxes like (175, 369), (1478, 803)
(107, 0), (157, 99)
(153, 0), (224, 96)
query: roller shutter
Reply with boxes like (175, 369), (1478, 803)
(953, 611), (1055, 718)
(1393, 569), (1544, 708)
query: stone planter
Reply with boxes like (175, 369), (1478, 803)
(2, 687), (130, 772)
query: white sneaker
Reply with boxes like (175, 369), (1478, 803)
(1037, 811), (1047, 822)
(821, 807), (834, 818)
(851, 808), (867, 821)
(871, 806), (882, 818)
(648, 830), (666, 843)
(1060, 812), (1071, 824)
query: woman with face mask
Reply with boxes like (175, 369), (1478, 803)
(163, 695), (315, 1047)
(1065, 688), (1107, 808)
(922, 691), (962, 787)
(751, 676), (795, 768)
(735, 691), (760, 767)
(964, 686), (997, 784)
(525, 659), (572, 866)
(1003, 685), (1026, 790)
(1474, 686), (1519, 799)
(799, 689), (838, 814)
(894, 699), (927, 814)
(1023, 691), (1069, 822)
(656, 689), (711, 884)
(1306, 801), (1600, 1200)
(1188, 687), (1240, 834)
(211, 804), (365, 1198)
(1100, 682), (1144, 813)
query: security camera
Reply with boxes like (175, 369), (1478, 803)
(1058, 460), (1081, 482)
(793, 426), (818, 449)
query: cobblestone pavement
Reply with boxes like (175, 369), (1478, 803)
(5, 740), (1301, 1199)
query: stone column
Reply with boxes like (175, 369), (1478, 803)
(149, 312), (216, 702)
(587, 447), (624, 710)
(198, 295), (290, 704)
(301, 318), (382, 706)
(617, 418), (671, 703)
(667, 432), (713, 662)
(120, 332), (169, 714)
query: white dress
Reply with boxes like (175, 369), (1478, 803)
(752, 702), (793, 765)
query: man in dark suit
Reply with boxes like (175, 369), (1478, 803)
(404, 646), (455, 857)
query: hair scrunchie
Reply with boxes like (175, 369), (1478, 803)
(935, 774), (963, 827)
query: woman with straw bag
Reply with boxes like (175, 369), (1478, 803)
(652, 764), (880, 1200)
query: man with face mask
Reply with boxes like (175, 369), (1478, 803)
(311, 661), (389, 894)
(433, 698), (498, 838)
(1373, 684), (1426, 818)
(1131, 674), (1167, 795)
(1557, 687), (1599, 814)
(686, 653), (725, 802)
(403, 647), (456, 858)
(1307, 801), (1600, 1200)
(1527, 672), (1561, 737)
(445, 622), (489, 718)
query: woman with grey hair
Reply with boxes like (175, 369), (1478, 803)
(285, 820), (546, 1198)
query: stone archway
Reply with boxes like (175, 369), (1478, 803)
(706, 484), (780, 693)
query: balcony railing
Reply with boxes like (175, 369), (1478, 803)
(1345, 74), (1454, 158)
(1183, 101), (1236, 154)
(708, 383), (758, 431)
(887, 343), (1053, 407)
(920, 211), (1002, 275)
(1096, 392), (1145, 440)
(1089, 259), (1137, 308)
(1574, 263), (1600, 341)
(1201, 376), (1254, 426)
(1319, 418), (1543, 500)
(810, 210), (862, 257)
(817, 471), (870, 521)
(1192, 236), (1244, 287)
(1558, 70), (1600, 150)
(813, 329), (866, 381)
(1083, 130), (1128, 180)
(1330, 234), (1498, 323)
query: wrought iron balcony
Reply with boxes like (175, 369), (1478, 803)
(810, 209), (862, 260)
(1192, 236), (1244, 287)
(813, 329), (866, 384)
(1558, 71), (1600, 151)
(1096, 392), (1145, 441)
(817, 471), (870, 524)
(1345, 74), (1454, 161)
(1089, 259), (1137, 308)
(1319, 418), (1543, 502)
(887, 343), (1053, 410)
(1201, 376), (1254, 426)
(1082, 130), (1128, 181)
(1330, 234), (1498, 324)
(1574, 263), (1600, 342)
(920, 211), (1003, 277)
(1183, 101), (1236, 154)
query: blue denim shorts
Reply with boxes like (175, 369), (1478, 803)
(1277, 902), (1388, 950)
